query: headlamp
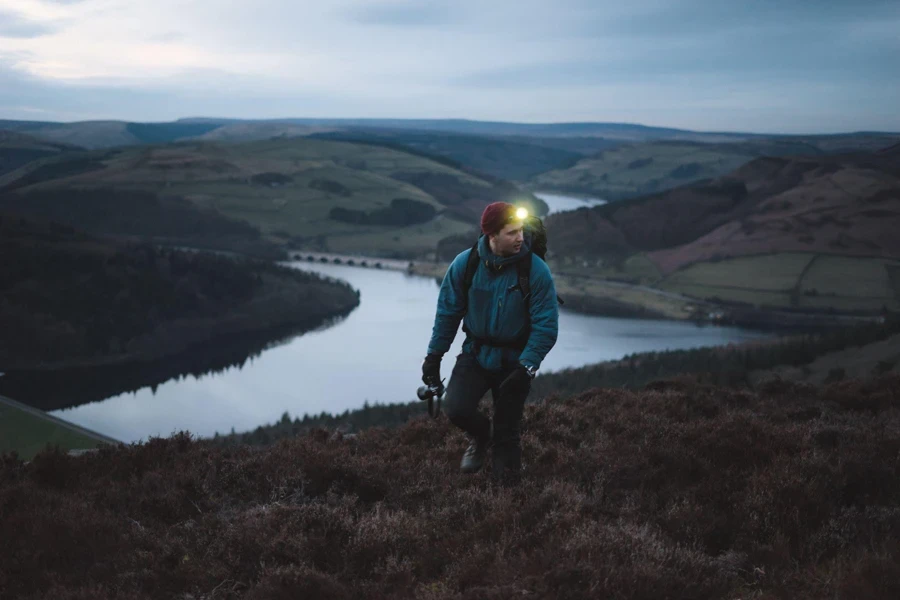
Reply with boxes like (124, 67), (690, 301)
(515, 207), (528, 220)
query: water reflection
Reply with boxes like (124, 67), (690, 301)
(0, 317), (350, 413)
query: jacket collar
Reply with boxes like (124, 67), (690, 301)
(477, 234), (531, 272)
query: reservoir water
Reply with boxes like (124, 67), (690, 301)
(537, 191), (607, 214)
(48, 262), (769, 443)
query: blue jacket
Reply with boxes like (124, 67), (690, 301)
(427, 235), (559, 372)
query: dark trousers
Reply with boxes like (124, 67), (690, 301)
(443, 352), (531, 480)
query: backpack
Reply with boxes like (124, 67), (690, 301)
(460, 215), (563, 350)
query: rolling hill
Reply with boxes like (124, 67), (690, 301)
(544, 146), (900, 313)
(0, 137), (543, 259)
(8, 116), (897, 153)
(0, 119), (222, 150)
(0, 130), (81, 177)
(181, 117), (750, 141)
(310, 128), (590, 181)
(530, 136), (900, 201)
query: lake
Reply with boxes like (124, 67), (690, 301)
(536, 191), (607, 214)
(48, 259), (771, 443)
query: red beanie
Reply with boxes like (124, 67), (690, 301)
(480, 202), (517, 235)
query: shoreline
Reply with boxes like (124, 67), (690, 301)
(406, 260), (886, 331)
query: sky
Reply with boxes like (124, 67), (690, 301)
(0, 0), (898, 133)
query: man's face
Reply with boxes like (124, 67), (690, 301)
(491, 221), (524, 257)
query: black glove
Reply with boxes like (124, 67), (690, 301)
(499, 363), (533, 398)
(422, 353), (442, 386)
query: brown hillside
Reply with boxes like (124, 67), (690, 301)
(546, 152), (900, 272)
(3, 375), (900, 599)
(649, 155), (900, 274)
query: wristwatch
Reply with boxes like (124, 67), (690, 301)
(523, 364), (538, 379)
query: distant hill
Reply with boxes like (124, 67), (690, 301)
(0, 143), (286, 259)
(0, 137), (544, 259)
(183, 116), (738, 141)
(310, 128), (593, 181)
(0, 119), (222, 149)
(531, 136), (900, 201)
(6, 115), (898, 150)
(545, 149), (900, 313)
(0, 130), (80, 177)
(193, 121), (337, 142)
(4, 117), (897, 195)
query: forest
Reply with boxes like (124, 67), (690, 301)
(0, 213), (360, 368)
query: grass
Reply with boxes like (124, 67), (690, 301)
(621, 253), (664, 281)
(0, 401), (107, 461)
(659, 253), (900, 312)
(555, 276), (695, 318)
(663, 284), (795, 307)
(662, 253), (814, 291)
(799, 256), (900, 300)
(659, 253), (812, 308)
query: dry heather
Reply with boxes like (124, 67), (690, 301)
(2, 375), (900, 599)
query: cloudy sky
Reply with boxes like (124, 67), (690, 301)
(1, 0), (898, 133)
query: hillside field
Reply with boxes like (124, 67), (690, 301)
(0, 137), (543, 259)
(660, 253), (900, 312)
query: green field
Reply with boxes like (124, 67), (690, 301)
(0, 399), (113, 460)
(659, 253), (900, 312)
(663, 253), (814, 291)
(621, 254), (664, 281)
(531, 141), (756, 200)
(799, 256), (898, 298)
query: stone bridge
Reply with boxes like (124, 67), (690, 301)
(288, 251), (413, 271)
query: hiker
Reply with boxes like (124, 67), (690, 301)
(422, 201), (559, 484)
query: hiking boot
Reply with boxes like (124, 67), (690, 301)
(460, 438), (489, 473)
(491, 443), (522, 486)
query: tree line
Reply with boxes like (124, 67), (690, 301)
(0, 213), (358, 367)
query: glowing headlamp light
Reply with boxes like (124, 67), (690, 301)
(515, 207), (529, 220)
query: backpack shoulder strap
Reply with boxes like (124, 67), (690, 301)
(460, 242), (480, 338)
(517, 253), (565, 308)
(462, 242), (480, 306)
